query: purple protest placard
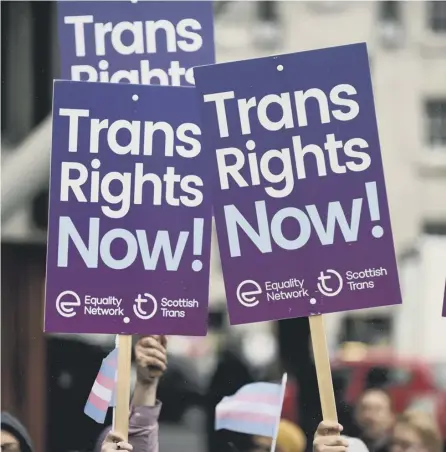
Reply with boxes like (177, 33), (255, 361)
(58, 0), (215, 85)
(193, 43), (402, 325)
(44, 80), (212, 335)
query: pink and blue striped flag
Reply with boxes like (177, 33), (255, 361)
(84, 348), (118, 423)
(215, 374), (287, 439)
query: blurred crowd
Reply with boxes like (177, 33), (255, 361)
(1, 336), (444, 452)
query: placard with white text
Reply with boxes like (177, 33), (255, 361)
(45, 81), (212, 335)
(194, 43), (402, 325)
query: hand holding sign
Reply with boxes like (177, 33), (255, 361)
(313, 422), (348, 452)
(134, 335), (168, 383)
(101, 432), (133, 452)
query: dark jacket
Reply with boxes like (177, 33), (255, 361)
(1, 412), (33, 452)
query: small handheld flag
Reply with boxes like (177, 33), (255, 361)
(84, 348), (118, 423)
(215, 373), (287, 441)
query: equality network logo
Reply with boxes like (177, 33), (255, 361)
(56, 290), (82, 318)
(236, 280), (262, 307)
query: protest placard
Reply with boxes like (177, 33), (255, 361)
(56, 2), (215, 437)
(193, 43), (402, 325)
(57, 0), (215, 86)
(44, 80), (212, 336)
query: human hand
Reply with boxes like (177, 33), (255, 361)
(134, 335), (168, 385)
(101, 432), (133, 451)
(313, 421), (349, 452)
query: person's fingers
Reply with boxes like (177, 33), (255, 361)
(104, 432), (126, 444)
(136, 344), (167, 364)
(316, 446), (347, 452)
(138, 356), (167, 372)
(313, 436), (349, 452)
(116, 442), (133, 451)
(140, 343), (167, 362)
(316, 421), (343, 436)
(138, 336), (164, 349)
(318, 436), (349, 447)
(159, 335), (168, 347)
(136, 339), (167, 364)
(137, 337), (167, 358)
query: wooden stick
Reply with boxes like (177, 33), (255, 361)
(309, 314), (338, 422)
(113, 334), (133, 440)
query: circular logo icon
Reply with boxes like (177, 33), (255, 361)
(236, 280), (262, 308)
(133, 293), (158, 320)
(316, 269), (343, 297)
(56, 290), (81, 318)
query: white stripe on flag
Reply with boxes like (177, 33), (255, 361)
(216, 400), (279, 417)
(92, 380), (113, 402)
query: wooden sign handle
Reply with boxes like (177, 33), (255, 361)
(113, 334), (133, 440)
(309, 314), (338, 423)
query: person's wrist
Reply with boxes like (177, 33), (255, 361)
(135, 375), (159, 388)
(133, 376), (158, 407)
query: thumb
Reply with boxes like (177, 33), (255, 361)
(104, 431), (126, 444)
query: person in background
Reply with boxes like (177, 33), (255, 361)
(101, 432), (133, 451)
(1, 412), (33, 452)
(250, 419), (307, 452)
(354, 388), (395, 452)
(94, 335), (168, 452)
(390, 410), (442, 452)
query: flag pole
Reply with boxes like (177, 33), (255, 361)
(270, 373), (288, 452)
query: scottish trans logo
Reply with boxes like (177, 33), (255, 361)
(133, 293), (158, 320)
(316, 269), (343, 297)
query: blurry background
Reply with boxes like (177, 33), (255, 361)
(2, 1), (446, 452)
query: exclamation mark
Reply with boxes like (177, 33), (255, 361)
(192, 218), (204, 272)
(365, 182), (384, 238)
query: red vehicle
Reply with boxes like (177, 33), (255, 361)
(282, 347), (446, 439)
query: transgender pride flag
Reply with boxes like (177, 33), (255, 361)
(215, 374), (287, 440)
(84, 348), (118, 423)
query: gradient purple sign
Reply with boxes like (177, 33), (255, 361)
(58, 0), (215, 85)
(45, 80), (212, 335)
(194, 43), (402, 325)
